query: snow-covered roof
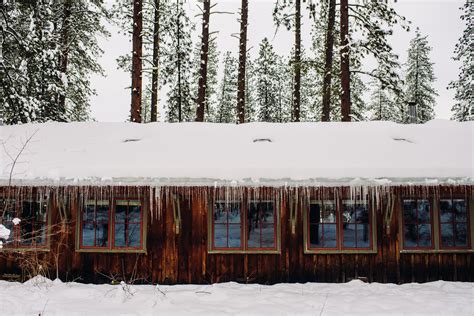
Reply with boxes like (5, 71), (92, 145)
(0, 120), (472, 187)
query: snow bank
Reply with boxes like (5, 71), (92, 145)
(0, 120), (472, 186)
(0, 279), (472, 315)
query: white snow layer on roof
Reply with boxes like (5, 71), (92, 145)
(0, 120), (472, 186)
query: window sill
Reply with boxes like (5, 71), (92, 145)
(400, 249), (474, 254)
(304, 248), (378, 255)
(0, 247), (50, 252)
(208, 249), (281, 255)
(76, 248), (147, 254)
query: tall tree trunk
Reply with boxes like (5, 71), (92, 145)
(293, 0), (301, 122)
(340, 0), (351, 122)
(176, 0), (182, 122)
(131, 0), (143, 123)
(58, 0), (72, 117)
(195, 0), (211, 122)
(236, 0), (248, 124)
(321, 0), (335, 122)
(150, 0), (160, 122)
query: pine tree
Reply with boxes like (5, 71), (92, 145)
(215, 52), (237, 123)
(404, 30), (438, 123)
(255, 38), (280, 122)
(1, 0), (108, 124)
(448, 1), (473, 121)
(244, 55), (257, 122)
(310, 3), (367, 122)
(367, 67), (402, 122)
(162, 0), (195, 122)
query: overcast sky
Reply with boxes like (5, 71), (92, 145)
(90, 0), (466, 122)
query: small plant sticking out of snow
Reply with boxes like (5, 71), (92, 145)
(253, 138), (272, 143)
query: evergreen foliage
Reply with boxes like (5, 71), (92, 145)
(448, 1), (473, 121)
(0, 0), (108, 124)
(215, 52), (238, 123)
(404, 30), (438, 123)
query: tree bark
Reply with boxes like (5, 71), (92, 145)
(131, 0), (143, 123)
(150, 0), (160, 122)
(321, 0), (335, 122)
(195, 0), (211, 122)
(58, 0), (72, 117)
(236, 0), (248, 124)
(293, 0), (301, 122)
(340, 0), (351, 122)
(176, 0), (182, 122)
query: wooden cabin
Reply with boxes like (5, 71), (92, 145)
(0, 120), (472, 284)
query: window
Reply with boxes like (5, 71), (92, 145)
(0, 198), (49, 249)
(305, 198), (375, 253)
(400, 197), (472, 252)
(439, 199), (469, 249)
(78, 198), (145, 252)
(210, 200), (279, 253)
(402, 199), (433, 249)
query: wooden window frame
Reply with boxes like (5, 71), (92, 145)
(76, 196), (147, 253)
(208, 199), (281, 254)
(438, 198), (471, 250)
(0, 196), (51, 252)
(399, 196), (474, 254)
(400, 198), (435, 251)
(304, 198), (377, 254)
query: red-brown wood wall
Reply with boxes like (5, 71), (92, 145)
(0, 185), (473, 284)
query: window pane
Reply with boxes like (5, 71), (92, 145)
(248, 202), (276, 249)
(322, 224), (337, 248)
(82, 222), (95, 246)
(418, 224), (432, 247)
(83, 204), (95, 221)
(355, 204), (369, 224)
(309, 224), (321, 247)
(114, 223), (126, 247)
(439, 200), (453, 222)
(441, 223), (454, 247)
(455, 223), (468, 247)
(95, 223), (109, 247)
(213, 202), (242, 249)
(115, 203), (127, 222)
(403, 200), (417, 223)
(417, 200), (430, 222)
(343, 223), (356, 248)
(129, 204), (141, 222)
(261, 222), (275, 248)
(247, 224), (259, 248)
(33, 223), (46, 244)
(214, 224), (227, 248)
(356, 224), (370, 247)
(322, 203), (336, 223)
(404, 224), (417, 248)
(20, 223), (33, 245)
(96, 202), (109, 222)
(127, 223), (141, 247)
(228, 225), (241, 248)
(309, 204), (321, 224)
(453, 199), (467, 222)
(343, 203), (356, 223)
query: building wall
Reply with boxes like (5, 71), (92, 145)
(0, 185), (473, 284)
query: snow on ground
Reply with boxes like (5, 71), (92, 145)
(0, 120), (472, 186)
(0, 277), (472, 316)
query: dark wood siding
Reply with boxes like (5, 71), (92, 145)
(0, 185), (473, 284)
